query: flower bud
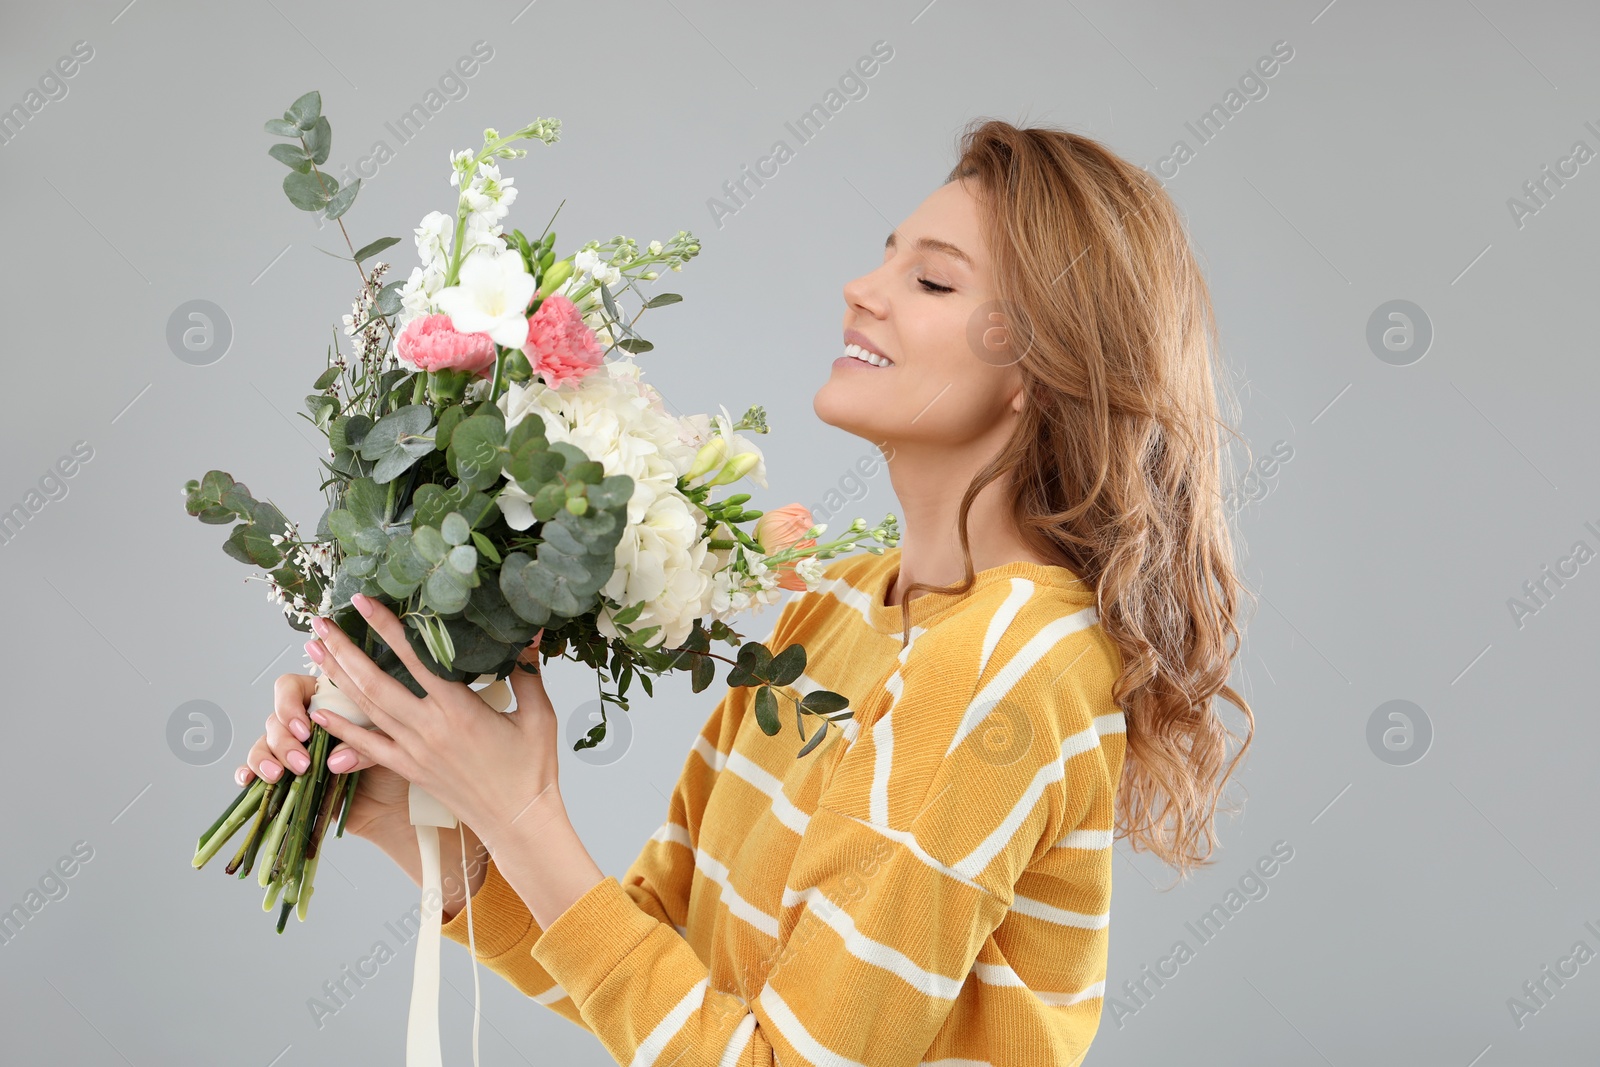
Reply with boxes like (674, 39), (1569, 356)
(538, 257), (575, 298)
(707, 451), (760, 487)
(685, 436), (729, 481)
(504, 348), (532, 382)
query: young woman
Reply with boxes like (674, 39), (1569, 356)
(239, 118), (1255, 1066)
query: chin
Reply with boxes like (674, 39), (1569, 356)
(812, 377), (880, 440)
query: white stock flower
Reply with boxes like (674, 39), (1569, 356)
(433, 248), (536, 348)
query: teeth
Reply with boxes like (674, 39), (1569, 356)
(843, 343), (892, 367)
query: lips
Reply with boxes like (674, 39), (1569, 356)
(843, 328), (893, 365)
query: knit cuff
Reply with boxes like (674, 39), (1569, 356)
(529, 876), (661, 1007)
(441, 855), (537, 961)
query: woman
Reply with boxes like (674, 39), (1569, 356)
(238, 118), (1255, 1065)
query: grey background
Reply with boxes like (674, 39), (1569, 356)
(2, 0), (1596, 1063)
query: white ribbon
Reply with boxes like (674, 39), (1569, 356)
(310, 672), (511, 1066)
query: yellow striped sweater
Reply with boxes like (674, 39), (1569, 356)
(441, 545), (1128, 1065)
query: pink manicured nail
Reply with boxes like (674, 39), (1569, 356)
(287, 750), (310, 774)
(328, 750), (355, 772)
(311, 617), (329, 637)
(235, 766), (249, 786)
(305, 640), (324, 663)
(261, 759), (282, 781)
(352, 594), (373, 618)
(289, 717), (310, 741)
(310, 710), (327, 726)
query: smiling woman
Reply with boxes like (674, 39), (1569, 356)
(239, 117), (1255, 1067)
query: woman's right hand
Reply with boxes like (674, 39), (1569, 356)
(236, 673), (412, 841)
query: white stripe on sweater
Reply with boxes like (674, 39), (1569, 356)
(627, 975), (708, 1067)
(784, 885), (967, 998)
(759, 982), (871, 1067)
(726, 750), (812, 836)
(978, 578), (1035, 678)
(947, 607), (1101, 758)
(970, 962), (1106, 1006)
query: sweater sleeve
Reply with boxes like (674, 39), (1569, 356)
(438, 598), (808, 1033)
(523, 618), (1116, 1066)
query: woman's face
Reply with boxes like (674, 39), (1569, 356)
(815, 177), (1025, 450)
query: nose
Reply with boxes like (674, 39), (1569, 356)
(842, 259), (886, 320)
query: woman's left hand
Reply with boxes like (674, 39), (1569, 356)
(304, 592), (563, 838)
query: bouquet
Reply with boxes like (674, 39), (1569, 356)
(186, 91), (900, 934)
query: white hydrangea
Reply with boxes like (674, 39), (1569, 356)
(495, 359), (731, 648)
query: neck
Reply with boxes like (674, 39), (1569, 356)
(877, 432), (1049, 608)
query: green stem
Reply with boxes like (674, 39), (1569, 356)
(192, 779), (267, 869)
(196, 780), (256, 853)
(232, 777), (281, 879)
(336, 769), (361, 838)
(258, 772), (304, 887)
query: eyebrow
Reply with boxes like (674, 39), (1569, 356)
(884, 230), (972, 269)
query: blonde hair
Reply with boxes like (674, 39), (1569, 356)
(894, 118), (1256, 879)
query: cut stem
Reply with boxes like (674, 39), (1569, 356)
(192, 779), (267, 869)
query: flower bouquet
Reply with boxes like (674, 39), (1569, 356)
(185, 90), (900, 934)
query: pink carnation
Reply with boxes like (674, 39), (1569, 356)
(396, 314), (498, 377)
(523, 294), (605, 390)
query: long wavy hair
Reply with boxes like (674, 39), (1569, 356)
(893, 118), (1256, 880)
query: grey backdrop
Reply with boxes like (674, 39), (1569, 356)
(2, 0), (1596, 1064)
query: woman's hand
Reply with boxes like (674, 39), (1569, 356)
(302, 593), (562, 842)
(234, 672), (412, 841)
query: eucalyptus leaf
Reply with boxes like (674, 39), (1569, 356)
(264, 117), (301, 138)
(305, 115), (331, 165)
(643, 292), (683, 308)
(754, 685), (780, 736)
(268, 142), (311, 174)
(324, 178), (360, 221)
(288, 91), (321, 130)
(353, 236), (401, 264)
(284, 170), (336, 212)
(441, 512), (470, 546)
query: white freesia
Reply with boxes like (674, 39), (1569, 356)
(434, 249), (536, 348)
(704, 404), (768, 489)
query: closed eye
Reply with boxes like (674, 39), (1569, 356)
(919, 278), (954, 293)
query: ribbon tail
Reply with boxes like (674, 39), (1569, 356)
(406, 823), (447, 1067)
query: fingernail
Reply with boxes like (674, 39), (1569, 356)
(235, 766), (249, 786)
(305, 640), (324, 663)
(287, 750), (310, 774)
(310, 709), (327, 726)
(261, 759), (282, 782)
(311, 617), (329, 637)
(328, 750), (355, 772)
(289, 717), (311, 741)
(352, 594), (373, 618)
